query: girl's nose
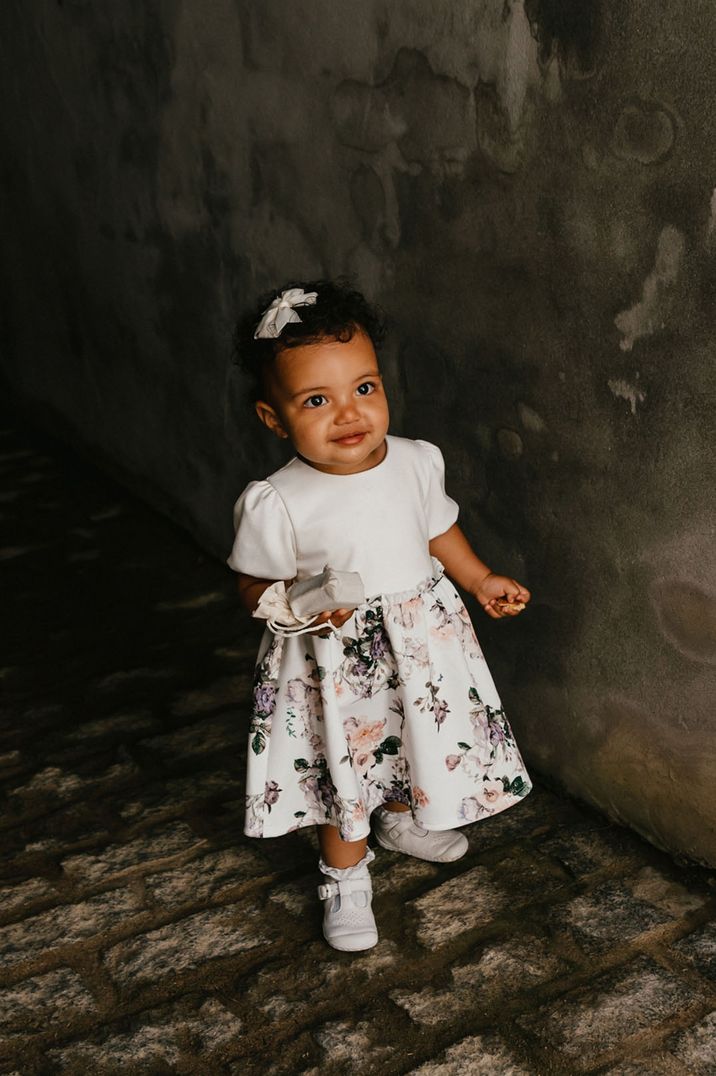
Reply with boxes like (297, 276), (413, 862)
(335, 398), (361, 423)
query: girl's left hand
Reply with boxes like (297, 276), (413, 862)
(474, 574), (531, 619)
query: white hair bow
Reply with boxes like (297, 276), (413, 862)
(253, 287), (318, 340)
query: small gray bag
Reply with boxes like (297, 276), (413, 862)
(287, 566), (365, 618)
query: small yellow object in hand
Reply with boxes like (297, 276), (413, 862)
(495, 598), (526, 614)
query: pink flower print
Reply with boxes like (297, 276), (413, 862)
(309, 732), (325, 754)
(286, 678), (322, 720)
(393, 639), (428, 677)
(301, 775), (321, 811)
(462, 747), (491, 777)
(341, 816), (355, 839)
(412, 786), (430, 808)
(433, 698), (449, 726)
(344, 716), (386, 769)
(469, 700), (488, 733)
(475, 779), (504, 808)
(445, 754), (462, 772)
(403, 639), (429, 667)
(456, 601), (469, 621)
(430, 621), (456, 641)
(393, 595), (422, 629)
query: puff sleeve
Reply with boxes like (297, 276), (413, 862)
(226, 480), (297, 580)
(415, 440), (460, 540)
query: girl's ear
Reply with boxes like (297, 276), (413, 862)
(255, 400), (289, 439)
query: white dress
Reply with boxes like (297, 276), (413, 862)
(228, 435), (532, 840)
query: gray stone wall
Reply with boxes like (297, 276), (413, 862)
(1, 2), (714, 865)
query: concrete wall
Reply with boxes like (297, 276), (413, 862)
(1, 1), (714, 865)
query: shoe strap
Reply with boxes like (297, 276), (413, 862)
(317, 877), (373, 902)
(380, 812), (425, 837)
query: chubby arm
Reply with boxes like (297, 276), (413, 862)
(237, 574), (354, 631)
(428, 523), (531, 620)
(237, 574), (276, 614)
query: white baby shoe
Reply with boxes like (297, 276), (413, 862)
(373, 807), (468, 863)
(318, 849), (378, 952)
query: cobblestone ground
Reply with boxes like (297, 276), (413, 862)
(1, 413), (714, 1076)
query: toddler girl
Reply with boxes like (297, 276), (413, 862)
(228, 279), (532, 952)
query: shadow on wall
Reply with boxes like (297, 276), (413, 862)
(525, 0), (605, 75)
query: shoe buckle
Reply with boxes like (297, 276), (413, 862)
(317, 882), (336, 901)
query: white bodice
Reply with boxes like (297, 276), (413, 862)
(227, 436), (459, 598)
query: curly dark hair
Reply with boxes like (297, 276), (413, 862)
(233, 278), (387, 401)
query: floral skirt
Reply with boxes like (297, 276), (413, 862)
(244, 560), (532, 840)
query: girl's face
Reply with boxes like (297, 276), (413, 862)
(256, 330), (390, 474)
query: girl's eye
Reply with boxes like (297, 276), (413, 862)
(356, 382), (376, 396)
(303, 395), (327, 409)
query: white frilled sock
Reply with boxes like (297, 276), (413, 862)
(318, 846), (375, 881)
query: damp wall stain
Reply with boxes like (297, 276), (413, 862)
(0, 0), (714, 864)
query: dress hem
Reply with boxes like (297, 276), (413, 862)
(243, 784), (532, 840)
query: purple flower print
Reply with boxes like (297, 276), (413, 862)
(317, 776), (336, 810)
(264, 781), (281, 808)
(383, 786), (410, 808)
(459, 795), (486, 822)
(415, 680), (450, 729)
(489, 722), (506, 747)
(370, 630), (389, 660)
(302, 775), (320, 805)
(254, 682), (276, 716)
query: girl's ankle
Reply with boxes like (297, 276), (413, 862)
(319, 847), (375, 878)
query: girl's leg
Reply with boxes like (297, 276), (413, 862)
(318, 824), (368, 868)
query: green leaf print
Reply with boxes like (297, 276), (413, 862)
(293, 758), (309, 772)
(294, 811), (307, 818)
(507, 775), (528, 796)
(379, 736), (401, 755)
(251, 732), (265, 755)
(457, 742), (471, 750)
(469, 687), (480, 702)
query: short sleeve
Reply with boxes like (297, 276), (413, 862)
(414, 440), (460, 540)
(226, 480), (297, 579)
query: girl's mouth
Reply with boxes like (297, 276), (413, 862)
(333, 432), (367, 446)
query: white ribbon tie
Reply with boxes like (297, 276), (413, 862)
(254, 288), (318, 340)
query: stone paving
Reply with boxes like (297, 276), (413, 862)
(1, 414), (714, 1076)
